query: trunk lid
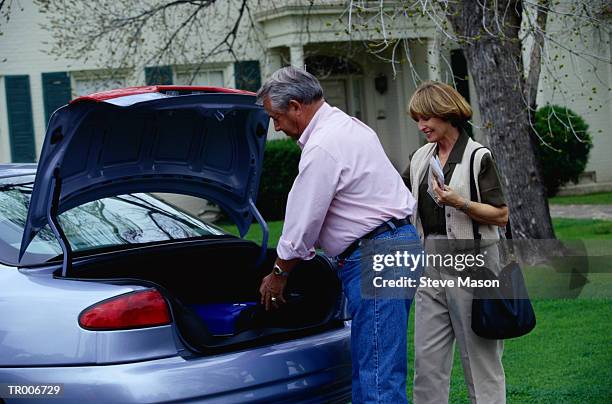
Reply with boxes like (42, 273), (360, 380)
(19, 86), (269, 262)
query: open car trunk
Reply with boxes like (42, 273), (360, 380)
(63, 238), (343, 355)
(27, 88), (345, 356)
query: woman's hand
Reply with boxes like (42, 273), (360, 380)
(432, 178), (463, 208)
(432, 177), (508, 227)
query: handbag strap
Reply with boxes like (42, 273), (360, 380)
(469, 147), (521, 266)
(469, 146), (489, 242)
(469, 146), (514, 240)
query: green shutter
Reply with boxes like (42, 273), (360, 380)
(5, 75), (36, 163)
(42, 72), (72, 125)
(234, 61), (261, 92)
(145, 66), (173, 85)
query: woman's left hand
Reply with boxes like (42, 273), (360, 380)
(432, 180), (463, 208)
(432, 177), (509, 226)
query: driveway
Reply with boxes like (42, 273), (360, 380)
(549, 204), (612, 220)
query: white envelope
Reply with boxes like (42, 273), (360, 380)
(427, 155), (444, 207)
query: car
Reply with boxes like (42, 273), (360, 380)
(0, 86), (352, 403)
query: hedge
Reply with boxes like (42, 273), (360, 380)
(534, 105), (592, 196)
(255, 139), (301, 220)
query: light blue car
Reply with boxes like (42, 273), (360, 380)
(0, 86), (352, 403)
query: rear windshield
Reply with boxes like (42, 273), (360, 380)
(0, 175), (226, 266)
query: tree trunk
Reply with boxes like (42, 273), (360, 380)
(446, 0), (555, 239)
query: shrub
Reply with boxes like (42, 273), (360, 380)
(256, 139), (301, 220)
(534, 105), (592, 196)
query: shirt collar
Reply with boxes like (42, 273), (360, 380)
(297, 102), (331, 149)
(446, 128), (470, 164)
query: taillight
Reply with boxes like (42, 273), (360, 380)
(79, 289), (171, 330)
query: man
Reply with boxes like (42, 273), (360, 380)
(256, 66), (422, 403)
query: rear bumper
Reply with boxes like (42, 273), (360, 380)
(0, 324), (351, 404)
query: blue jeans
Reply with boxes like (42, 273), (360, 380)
(334, 223), (423, 404)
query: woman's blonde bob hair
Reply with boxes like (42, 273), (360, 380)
(408, 81), (472, 126)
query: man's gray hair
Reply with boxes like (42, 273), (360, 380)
(256, 66), (324, 111)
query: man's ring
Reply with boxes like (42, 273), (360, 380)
(271, 297), (277, 302)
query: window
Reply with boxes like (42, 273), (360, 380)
(0, 175), (227, 266)
(175, 69), (225, 87)
(72, 71), (128, 97)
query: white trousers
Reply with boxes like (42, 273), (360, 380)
(413, 235), (506, 404)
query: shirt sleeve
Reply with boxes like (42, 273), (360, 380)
(276, 145), (342, 261)
(478, 153), (506, 207)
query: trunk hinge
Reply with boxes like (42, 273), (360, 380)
(248, 198), (268, 268)
(48, 168), (73, 277)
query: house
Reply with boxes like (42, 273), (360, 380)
(1, 1), (610, 195)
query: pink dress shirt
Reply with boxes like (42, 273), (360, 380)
(276, 102), (416, 260)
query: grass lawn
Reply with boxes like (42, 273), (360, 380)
(218, 220), (284, 246)
(549, 191), (612, 205)
(219, 218), (611, 402)
(405, 299), (612, 403)
(552, 218), (612, 239)
(220, 218), (612, 245)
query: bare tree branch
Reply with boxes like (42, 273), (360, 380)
(35, 0), (262, 81)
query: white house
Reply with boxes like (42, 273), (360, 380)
(1, 0), (610, 191)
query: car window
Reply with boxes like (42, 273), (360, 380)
(0, 175), (228, 266)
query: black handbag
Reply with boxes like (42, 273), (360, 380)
(468, 147), (536, 339)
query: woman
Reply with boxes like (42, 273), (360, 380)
(403, 81), (509, 404)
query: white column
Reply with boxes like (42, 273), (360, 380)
(290, 45), (304, 69)
(264, 48), (290, 140)
(426, 35), (441, 81)
(28, 71), (46, 158)
(397, 58), (420, 168)
(0, 77), (11, 163)
(264, 48), (283, 79)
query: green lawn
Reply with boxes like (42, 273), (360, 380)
(425, 299), (612, 403)
(552, 218), (612, 240)
(221, 218), (612, 244)
(219, 218), (611, 402)
(218, 220), (284, 246)
(549, 192), (612, 205)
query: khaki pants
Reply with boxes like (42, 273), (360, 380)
(413, 235), (506, 404)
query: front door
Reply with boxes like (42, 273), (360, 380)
(320, 78), (364, 121)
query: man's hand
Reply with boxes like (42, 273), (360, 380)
(259, 273), (288, 311)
